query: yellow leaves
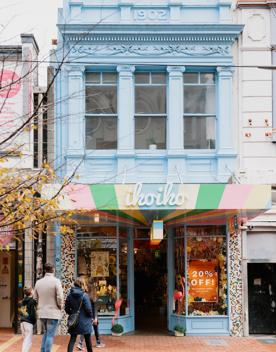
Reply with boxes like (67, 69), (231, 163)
(0, 162), (74, 247)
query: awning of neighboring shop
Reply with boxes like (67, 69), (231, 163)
(43, 183), (271, 226)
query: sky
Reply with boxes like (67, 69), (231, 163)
(0, 0), (63, 84)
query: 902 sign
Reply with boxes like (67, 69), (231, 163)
(134, 9), (168, 21)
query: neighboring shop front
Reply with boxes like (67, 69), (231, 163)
(242, 206), (276, 336)
(0, 240), (24, 330)
(51, 183), (271, 336)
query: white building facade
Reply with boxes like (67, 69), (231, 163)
(235, 0), (276, 336)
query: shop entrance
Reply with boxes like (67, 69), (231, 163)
(0, 251), (16, 328)
(134, 229), (167, 333)
(248, 263), (276, 334)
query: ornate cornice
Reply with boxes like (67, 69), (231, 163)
(70, 44), (231, 57)
(60, 24), (243, 44)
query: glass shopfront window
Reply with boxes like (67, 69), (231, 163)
(77, 226), (128, 317)
(187, 226), (227, 316)
(173, 225), (228, 317)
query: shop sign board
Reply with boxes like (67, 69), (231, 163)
(188, 260), (218, 302)
(43, 183), (271, 211)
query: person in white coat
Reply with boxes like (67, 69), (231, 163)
(33, 263), (64, 352)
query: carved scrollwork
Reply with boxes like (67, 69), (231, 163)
(71, 44), (231, 57)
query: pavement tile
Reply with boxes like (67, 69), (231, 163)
(0, 331), (276, 352)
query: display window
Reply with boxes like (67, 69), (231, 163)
(77, 226), (128, 317)
(173, 225), (227, 317)
(187, 226), (227, 316)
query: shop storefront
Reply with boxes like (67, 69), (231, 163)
(50, 183), (271, 336)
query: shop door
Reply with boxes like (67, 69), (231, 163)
(0, 252), (15, 328)
(134, 229), (167, 332)
(248, 263), (276, 334)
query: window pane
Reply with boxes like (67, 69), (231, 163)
(86, 117), (117, 149)
(86, 86), (117, 114)
(200, 73), (215, 84)
(102, 72), (117, 84)
(184, 116), (216, 149)
(135, 73), (149, 84)
(135, 86), (166, 114)
(187, 226), (227, 316)
(174, 227), (185, 315)
(151, 73), (166, 84)
(135, 116), (166, 149)
(184, 73), (199, 84)
(184, 86), (215, 114)
(86, 72), (101, 84)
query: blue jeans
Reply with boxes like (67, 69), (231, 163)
(40, 319), (59, 352)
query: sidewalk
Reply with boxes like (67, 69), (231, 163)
(1, 330), (276, 352)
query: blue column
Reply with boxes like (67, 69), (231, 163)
(117, 65), (135, 183)
(54, 222), (62, 279)
(217, 66), (235, 155)
(167, 66), (185, 151)
(66, 65), (85, 155)
(167, 66), (185, 182)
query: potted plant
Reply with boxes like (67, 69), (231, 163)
(173, 324), (185, 337)
(111, 323), (124, 336)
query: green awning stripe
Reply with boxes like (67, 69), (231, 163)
(196, 184), (225, 209)
(90, 184), (118, 210)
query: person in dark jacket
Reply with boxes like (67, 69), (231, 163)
(20, 286), (37, 352)
(65, 277), (93, 352)
(77, 278), (105, 350)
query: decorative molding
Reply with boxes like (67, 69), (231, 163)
(247, 14), (266, 42)
(71, 44), (231, 57)
(66, 33), (238, 44)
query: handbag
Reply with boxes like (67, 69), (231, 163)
(67, 293), (84, 332)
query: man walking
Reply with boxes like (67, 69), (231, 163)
(34, 263), (64, 352)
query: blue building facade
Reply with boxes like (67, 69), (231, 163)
(52, 0), (266, 337)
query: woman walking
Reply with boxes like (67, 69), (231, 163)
(77, 278), (105, 350)
(20, 286), (37, 352)
(65, 277), (93, 352)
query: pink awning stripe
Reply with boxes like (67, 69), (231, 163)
(218, 184), (252, 209)
(64, 184), (95, 210)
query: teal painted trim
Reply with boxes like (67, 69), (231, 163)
(98, 316), (134, 335)
(167, 228), (174, 330)
(170, 314), (186, 332)
(185, 316), (229, 336)
(127, 228), (135, 328)
(116, 225), (120, 300)
(184, 224), (188, 318)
